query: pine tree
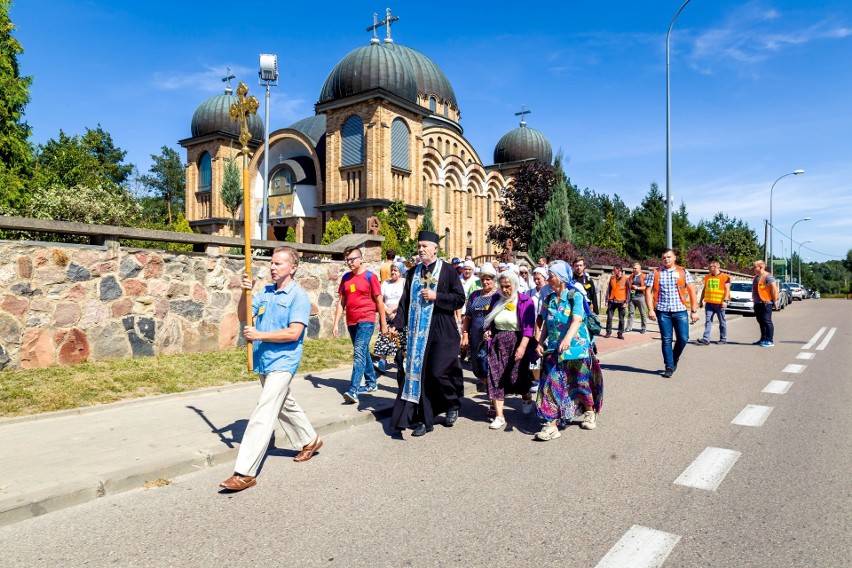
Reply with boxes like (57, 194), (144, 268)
(221, 151), (242, 236)
(418, 197), (436, 233)
(529, 178), (572, 260)
(598, 202), (624, 255)
(0, 1), (33, 209)
(138, 146), (185, 224)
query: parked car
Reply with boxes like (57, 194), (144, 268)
(786, 282), (805, 300)
(781, 283), (795, 308)
(727, 281), (755, 314)
(777, 285), (790, 310)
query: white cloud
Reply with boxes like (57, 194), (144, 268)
(151, 64), (255, 93)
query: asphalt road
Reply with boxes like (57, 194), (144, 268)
(1, 300), (849, 568)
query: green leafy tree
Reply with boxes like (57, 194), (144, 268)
(529, 177), (572, 260)
(285, 226), (296, 242)
(625, 182), (666, 260)
(386, 199), (413, 254)
(31, 126), (134, 193)
(374, 210), (400, 257)
(697, 212), (761, 270)
(220, 153), (242, 235)
(486, 162), (554, 250)
(672, 201), (692, 257)
(138, 146), (185, 224)
(0, 1), (32, 209)
(321, 213), (353, 245)
(24, 183), (140, 227)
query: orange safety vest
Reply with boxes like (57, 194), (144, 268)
(651, 265), (691, 309)
(608, 274), (630, 302)
(755, 274), (774, 302)
(703, 273), (730, 304)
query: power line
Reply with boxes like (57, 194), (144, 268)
(766, 223), (845, 260)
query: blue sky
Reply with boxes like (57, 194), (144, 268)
(11, 0), (852, 261)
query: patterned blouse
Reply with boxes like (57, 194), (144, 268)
(542, 289), (591, 361)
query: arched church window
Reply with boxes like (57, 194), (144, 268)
(444, 182), (451, 213)
(341, 115), (364, 167)
(390, 118), (410, 170)
(444, 228), (451, 250)
(486, 194), (492, 222)
(443, 101), (448, 116)
(198, 152), (212, 192)
(429, 96), (437, 112)
(445, 140), (450, 156)
(269, 165), (295, 195)
(466, 189), (472, 217)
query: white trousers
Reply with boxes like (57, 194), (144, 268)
(234, 371), (317, 477)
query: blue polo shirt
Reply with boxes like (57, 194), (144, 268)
(251, 280), (311, 375)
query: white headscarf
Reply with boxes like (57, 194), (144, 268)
(483, 270), (519, 329)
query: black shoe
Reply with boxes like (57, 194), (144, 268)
(640, 329), (646, 334)
(617, 333), (624, 340)
(411, 423), (433, 437)
(696, 338), (710, 345)
(445, 409), (459, 427)
(604, 332), (612, 338)
(718, 340), (727, 344)
(661, 368), (674, 378)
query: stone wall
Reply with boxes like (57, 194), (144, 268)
(0, 242), (371, 371)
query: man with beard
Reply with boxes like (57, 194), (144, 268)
(389, 231), (466, 437)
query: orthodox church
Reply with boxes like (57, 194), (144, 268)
(179, 11), (552, 258)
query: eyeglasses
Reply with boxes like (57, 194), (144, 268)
(345, 256), (361, 264)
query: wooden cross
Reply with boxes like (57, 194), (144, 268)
(228, 81), (259, 153)
(515, 105), (531, 126)
(366, 8), (399, 43)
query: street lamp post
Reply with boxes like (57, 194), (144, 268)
(767, 169), (804, 266)
(798, 240), (813, 286)
(259, 53), (278, 241)
(665, 0), (692, 250)
(789, 216), (811, 281)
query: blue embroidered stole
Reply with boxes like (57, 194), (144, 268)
(401, 259), (443, 403)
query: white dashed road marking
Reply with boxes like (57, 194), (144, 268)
(732, 404), (774, 427)
(674, 447), (741, 491)
(783, 364), (806, 374)
(796, 352), (815, 360)
(595, 525), (681, 568)
(763, 380), (793, 394)
(816, 327), (836, 351)
(802, 327), (826, 350)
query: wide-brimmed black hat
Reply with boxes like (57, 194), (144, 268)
(417, 230), (439, 244)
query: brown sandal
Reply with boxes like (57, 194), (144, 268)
(219, 474), (256, 491)
(293, 436), (323, 462)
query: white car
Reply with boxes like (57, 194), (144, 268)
(727, 281), (755, 314)
(786, 282), (805, 300)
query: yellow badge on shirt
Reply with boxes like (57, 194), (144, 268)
(257, 305), (265, 316)
(349, 283), (356, 293)
(506, 302), (515, 311)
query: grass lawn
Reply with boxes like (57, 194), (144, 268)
(0, 338), (354, 418)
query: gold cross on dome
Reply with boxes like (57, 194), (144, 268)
(228, 82), (259, 153)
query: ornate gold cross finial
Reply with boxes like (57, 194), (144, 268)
(228, 81), (259, 154)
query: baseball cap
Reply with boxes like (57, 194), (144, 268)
(452, 257), (461, 264)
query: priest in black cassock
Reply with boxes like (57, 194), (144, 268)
(389, 230), (466, 437)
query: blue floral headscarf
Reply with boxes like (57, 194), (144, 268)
(548, 260), (591, 315)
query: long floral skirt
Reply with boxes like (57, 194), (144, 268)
(487, 330), (532, 400)
(536, 351), (604, 423)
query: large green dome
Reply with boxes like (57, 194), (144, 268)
(385, 43), (457, 110)
(319, 42), (418, 104)
(191, 87), (264, 140)
(493, 122), (552, 165)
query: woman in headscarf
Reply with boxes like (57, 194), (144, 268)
(533, 260), (604, 441)
(461, 263), (498, 394)
(374, 262), (407, 372)
(482, 270), (537, 430)
(527, 266), (551, 394)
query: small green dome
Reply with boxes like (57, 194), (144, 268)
(493, 123), (552, 165)
(319, 42), (418, 104)
(191, 87), (264, 140)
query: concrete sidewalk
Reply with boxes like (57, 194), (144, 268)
(0, 321), (663, 526)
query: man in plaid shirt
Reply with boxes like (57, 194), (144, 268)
(644, 249), (699, 378)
